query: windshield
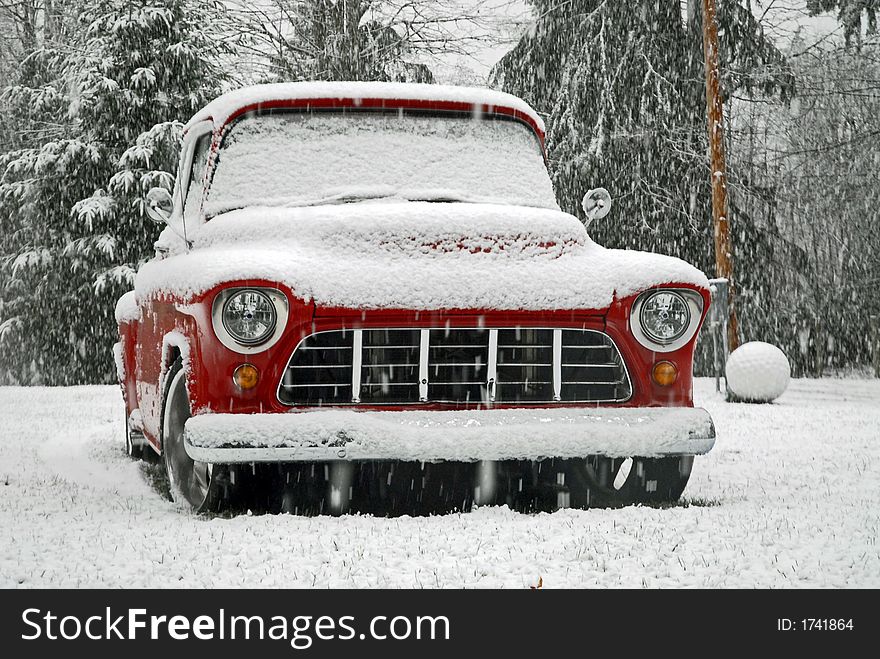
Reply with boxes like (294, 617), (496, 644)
(203, 111), (559, 217)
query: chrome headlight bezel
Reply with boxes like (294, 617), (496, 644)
(630, 288), (704, 353)
(212, 287), (289, 354)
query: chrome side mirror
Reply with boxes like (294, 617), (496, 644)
(145, 187), (173, 226)
(581, 187), (612, 224)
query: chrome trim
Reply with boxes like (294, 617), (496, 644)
(630, 288), (704, 354)
(277, 327), (633, 406)
(351, 329), (363, 403)
(552, 329), (562, 401)
(487, 329), (498, 402)
(172, 120), (213, 235)
(184, 407), (716, 463)
(418, 329), (430, 401)
(211, 287), (289, 355)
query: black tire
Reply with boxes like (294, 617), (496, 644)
(575, 455), (693, 507)
(124, 410), (143, 460)
(160, 358), (228, 513)
(349, 461), (475, 516)
(495, 456), (693, 511)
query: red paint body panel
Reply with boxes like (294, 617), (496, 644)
(118, 321), (139, 418)
(122, 279), (709, 453)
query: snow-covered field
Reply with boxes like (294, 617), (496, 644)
(1, 378), (878, 588)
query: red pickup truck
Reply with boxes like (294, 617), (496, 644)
(114, 81), (714, 514)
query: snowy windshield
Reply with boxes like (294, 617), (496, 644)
(203, 111), (559, 217)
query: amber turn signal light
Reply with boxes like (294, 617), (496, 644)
(652, 361), (678, 386)
(233, 363), (259, 390)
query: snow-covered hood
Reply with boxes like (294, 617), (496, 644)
(135, 203), (708, 310)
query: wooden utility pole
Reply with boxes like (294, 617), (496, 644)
(701, 0), (740, 352)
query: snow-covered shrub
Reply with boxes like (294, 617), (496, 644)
(0, 0), (228, 384)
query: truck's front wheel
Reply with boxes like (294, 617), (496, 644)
(497, 456), (694, 511)
(161, 359), (227, 513)
(576, 455), (694, 507)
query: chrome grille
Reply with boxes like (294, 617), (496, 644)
(429, 328), (490, 404)
(279, 328), (354, 405)
(496, 328), (554, 402)
(361, 329), (420, 403)
(279, 327), (631, 406)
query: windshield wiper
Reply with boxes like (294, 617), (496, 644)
(205, 188), (399, 217)
(400, 191), (491, 204)
(294, 191), (399, 207)
(286, 188), (482, 206)
(205, 188), (501, 218)
(404, 196), (469, 203)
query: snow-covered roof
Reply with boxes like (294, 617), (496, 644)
(185, 81), (546, 134)
(136, 204), (708, 310)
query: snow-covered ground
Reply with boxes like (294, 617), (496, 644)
(1, 378), (878, 588)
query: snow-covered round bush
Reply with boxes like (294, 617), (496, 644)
(725, 341), (790, 403)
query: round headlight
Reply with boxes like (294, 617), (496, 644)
(221, 289), (277, 345)
(639, 291), (691, 344)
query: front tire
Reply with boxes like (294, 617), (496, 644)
(576, 455), (694, 507)
(161, 359), (227, 512)
(495, 456), (694, 511)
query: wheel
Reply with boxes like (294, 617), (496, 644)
(495, 456), (694, 511)
(161, 359), (227, 512)
(575, 455), (694, 507)
(124, 410), (143, 460)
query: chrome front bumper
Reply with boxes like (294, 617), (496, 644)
(183, 406), (715, 464)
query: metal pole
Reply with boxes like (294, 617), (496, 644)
(709, 281), (720, 392)
(872, 315), (880, 378)
(702, 0), (740, 353)
(708, 278), (729, 391)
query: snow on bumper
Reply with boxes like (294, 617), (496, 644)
(183, 407), (715, 463)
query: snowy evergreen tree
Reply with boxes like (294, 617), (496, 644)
(0, 0), (228, 384)
(70, 0), (229, 352)
(0, 3), (83, 384)
(491, 0), (794, 372)
(492, 0), (791, 254)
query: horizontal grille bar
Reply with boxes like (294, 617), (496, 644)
(278, 327), (632, 407)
